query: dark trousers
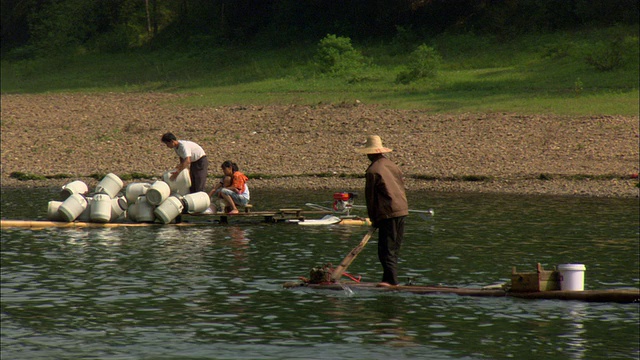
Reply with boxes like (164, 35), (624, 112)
(189, 156), (209, 193)
(377, 216), (406, 285)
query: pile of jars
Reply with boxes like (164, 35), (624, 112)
(47, 170), (210, 224)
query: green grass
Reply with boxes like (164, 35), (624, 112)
(2, 25), (638, 115)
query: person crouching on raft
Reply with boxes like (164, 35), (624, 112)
(209, 161), (250, 214)
(161, 132), (209, 193)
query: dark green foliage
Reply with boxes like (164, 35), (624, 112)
(9, 172), (46, 181)
(92, 25), (136, 53)
(411, 175), (439, 181)
(314, 34), (365, 75)
(396, 44), (442, 84)
(391, 26), (419, 54)
(1, 0), (638, 56)
(120, 173), (154, 181)
(46, 174), (73, 179)
(88, 173), (106, 180)
(25, 0), (98, 56)
(585, 38), (626, 71)
(460, 175), (491, 182)
(542, 43), (572, 60)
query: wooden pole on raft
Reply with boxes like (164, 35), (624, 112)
(331, 227), (377, 282)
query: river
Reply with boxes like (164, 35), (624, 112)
(1, 187), (638, 359)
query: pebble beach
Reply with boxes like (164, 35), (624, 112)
(1, 93), (638, 198)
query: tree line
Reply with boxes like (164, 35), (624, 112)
(1, 0), (638, 57)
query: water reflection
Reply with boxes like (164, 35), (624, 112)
(563, 302), (588, 360)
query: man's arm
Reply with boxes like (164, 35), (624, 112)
(365, 172), (378, 228)
(171, 157), (191, 180)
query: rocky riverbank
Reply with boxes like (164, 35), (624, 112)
(1, 93), (638, 198)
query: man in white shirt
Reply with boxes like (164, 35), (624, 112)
(161, 132), (209, 193)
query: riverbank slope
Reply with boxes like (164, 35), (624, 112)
(1, 93), (638, 198)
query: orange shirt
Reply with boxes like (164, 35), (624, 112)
(231, 171), (249, 193)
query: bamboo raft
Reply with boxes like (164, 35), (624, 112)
(180, 207), (370, 225)
(184, 208), (332, 223)
(1, 211), (370, 229)
(0, 219), (203, 228)
(282, 281), (640, 303)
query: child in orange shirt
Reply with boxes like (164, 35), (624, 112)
(209, 161), (250, 214)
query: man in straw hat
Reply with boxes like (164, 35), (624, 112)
(356, 135), (409, 287)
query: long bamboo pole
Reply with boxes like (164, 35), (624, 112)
(330, 227), (377, 282)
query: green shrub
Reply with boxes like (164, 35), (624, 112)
(120, 172), (153, 181)
(585, 38), (625, 71)
(542, 43), (572, 59)
(89, 173), (106, 180)
(314, 34), (365, 75)
(391, 25), (419, 54)
(27, 0), (96, 56)
(396, 44), (442, 84)
(46, 174), (73, 179)
(9, 172), (46, 181)
(93, 25), (135, 53)
(573, 78), (584, 95)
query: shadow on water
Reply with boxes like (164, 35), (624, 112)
(1, 187), (639, 359)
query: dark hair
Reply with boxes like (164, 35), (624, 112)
(221, 161), (239, 172)
(161, 132), (177, 143)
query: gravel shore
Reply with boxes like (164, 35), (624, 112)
(1, 93), (638, 198)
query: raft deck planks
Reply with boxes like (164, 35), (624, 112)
(283, 282), (640, 303)
(183, 208), (339, 223)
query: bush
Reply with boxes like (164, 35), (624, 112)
(541, 43), (572, 59)
(585, 38), (625, 71)
(314, 34), (365, 75)
(9, 172), (46, 181)
(92, 25), (135, 53)
(396, 44), (442, 84)
(391, 26), (419, 54)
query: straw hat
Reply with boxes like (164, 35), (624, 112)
(355, 135), (393, 154)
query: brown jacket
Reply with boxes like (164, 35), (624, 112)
(364, 156), (409, 225)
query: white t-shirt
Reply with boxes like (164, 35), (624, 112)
(240, 183), (250, 201)
(174, 140), (206, 162)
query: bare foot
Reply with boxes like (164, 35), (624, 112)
(228, 209), (239, 215)
(376, 282), (395, 287)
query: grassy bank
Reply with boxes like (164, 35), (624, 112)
(2, 25), (638, 115)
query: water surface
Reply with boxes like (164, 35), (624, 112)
(1, 188), (638, 359)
